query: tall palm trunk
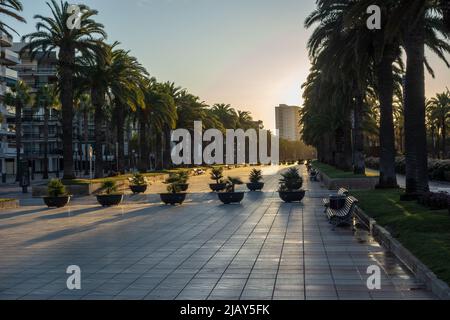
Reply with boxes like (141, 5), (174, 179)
(15, 102), (22, 182)
(83, 108), (89, 175)
(42, 105), (49, 180)
(441, 120), (447, 156)
(138, 109), (148, 172)
(376, 47), (398, 188)
(115, 104), (125, 174)
(59, 47), (75, 179)
(92, 87), (105, 178)
(353, 95), (366, 175)
(163, 127), (172, 169)
(342, 125), (353, 171)
(404, 13), (429, 194)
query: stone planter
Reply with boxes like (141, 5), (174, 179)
(209, 183), (227, 192)
(278, 190), (306, 203)
(218, 192), (245, 205)
(96, 194), (123, 207)
(33, 183), (104, 197)
(319, 171), (378, 190)
(160, 193), (187, 205)
(129, 185), (148, 194)
(43, 196), (71, 208)
(246, 183), (265, 191)
(0, 199), (19, 211)
(176, 184), (189, 192)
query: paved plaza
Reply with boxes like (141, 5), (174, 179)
(0, 166), (436, 300)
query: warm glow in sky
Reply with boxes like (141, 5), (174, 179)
(14, 0), (450, 130)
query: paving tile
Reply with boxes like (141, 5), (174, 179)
(0, 166), (437, 300)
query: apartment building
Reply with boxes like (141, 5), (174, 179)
(275, 104), (301, 141)
(0, 32), (21, 178)
(11, 42), (63, 175)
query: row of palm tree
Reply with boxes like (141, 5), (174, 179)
(1, 0), (265, 180)
(301, 0), (449, 195)
(427, 89), (450, 158)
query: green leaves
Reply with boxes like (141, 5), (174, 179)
(130, 173), (148, 186)
(279, 168), (303, 192)
(47, 179), (67, 197)
(210, 167), (224, 183)
(101, 179), (118, 195)
(249, 169), (263, 183)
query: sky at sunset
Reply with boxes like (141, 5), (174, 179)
(11, 0), (450, 131)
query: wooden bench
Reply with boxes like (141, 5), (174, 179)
(322, 188), (349, 208)
(326, 196), (358, 228)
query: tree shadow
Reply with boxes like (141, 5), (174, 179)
(35, 206), (104, 220)
(0, 207), (51, 220)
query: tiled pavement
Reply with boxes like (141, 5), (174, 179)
(0, 166), (436, 300)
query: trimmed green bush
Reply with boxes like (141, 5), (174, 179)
(365, 157), (450, 182)
(249, 169), (263, 183)
(279, 168), (303, 191)
(101, 180), (119, 195)
(47, 179), (67, 197)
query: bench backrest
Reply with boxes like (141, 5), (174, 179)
(338, 188), (349, 196)
(342, 196), (358, 213)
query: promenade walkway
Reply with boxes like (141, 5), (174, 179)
(0, 166), (436, 300)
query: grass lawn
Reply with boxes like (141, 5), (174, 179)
(352, 189), (450, 286)
(312, 161), (379, 179)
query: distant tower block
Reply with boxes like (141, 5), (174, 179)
(275, 104), (301, 141)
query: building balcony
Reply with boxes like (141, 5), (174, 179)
(0, 32), (13, 47)
(0, 143), (21, 157)
(22, 116), (60, 123)
(0, 66), (18, 86)
(17, 67), (57, 77)
(0, 48), (20, 66)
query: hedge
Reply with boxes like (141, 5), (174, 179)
(365, 157), (450, 182)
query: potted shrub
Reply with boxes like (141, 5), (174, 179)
(278, 168), (306, 203)
(129, 173), (149, 194)
(175, 170), (190, 192)
(246, 169), (264, 191)
(209, 167), (227, 192)
(218, 177), (245, 204)
(160, 173), (187, 205)
(43, 179), (71, 208)
(96, 180), (123, 207)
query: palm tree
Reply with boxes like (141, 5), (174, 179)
(73, 93), (92, 175)
(347, 0), (450, 194)
(0, 0), (25, 36)
(142, 81), (177, 171)
(211, 104), (238, 129)
(429, 90), (450, 157)
(35, 84), (58, 179)
(4, 81), (32, 181)
(22, 0), (106, 179)
(111, 52), (146, 173)
(150, 82), (178, 169)
(76, 43), (147, 176)
(237, 111), (254, 129)
(305, 0), (372, 174)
